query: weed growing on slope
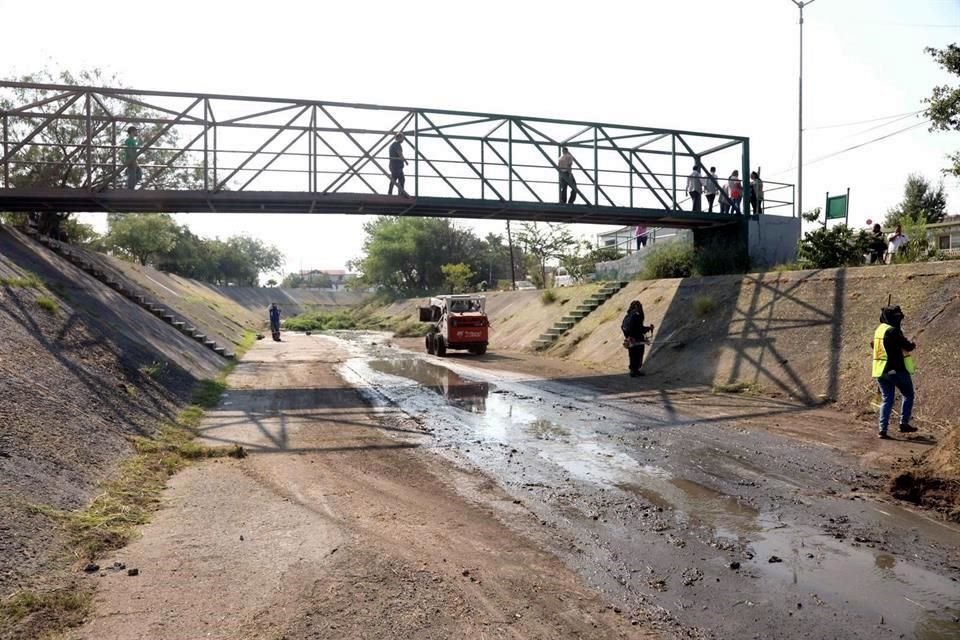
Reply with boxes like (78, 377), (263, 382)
(541, 289), (558, 304)
(693, 295), (717, 317)
(36, 296), (59, 314)
(0, 272), (43, 288)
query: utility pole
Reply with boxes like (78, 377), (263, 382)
(790, 0), (817, 219)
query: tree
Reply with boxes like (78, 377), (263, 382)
(560, 241), (623, 281)
(797, 225), (870, 269)
(282, 271), (333, 289)
(514, 223), (575, 287)
(0, 68), (201, 191)
(924, 44), (960, 178)
(265, 279), (278, 287)
(104, 213), (179, 265)
(351, 217), (483, 296)
(441, 263), (474, 293)
(885, 174), (947, 227)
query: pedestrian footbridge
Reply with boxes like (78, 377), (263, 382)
(0, 82), (793, 228)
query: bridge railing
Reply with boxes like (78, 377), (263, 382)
(0, 81), (793, 216)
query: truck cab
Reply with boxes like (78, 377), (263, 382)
(419, 294), (489, 356)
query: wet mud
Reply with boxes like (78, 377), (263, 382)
(335, 333), (960, 639)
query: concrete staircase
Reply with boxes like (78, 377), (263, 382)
(531, 281), (629, 351)
(32, 234), (235, 359)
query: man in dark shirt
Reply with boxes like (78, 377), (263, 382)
(621, 301), (654, 377)
(872, 305), (918, 438)
(388, 133), (410, 197)
(269, 303), (282, 341)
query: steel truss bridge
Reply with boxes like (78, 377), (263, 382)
(0, 81), (794, 227)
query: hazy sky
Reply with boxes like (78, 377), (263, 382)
(2, 0), (958, 275)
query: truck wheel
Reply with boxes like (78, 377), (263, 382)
(425, 334), (435, 355)
(472, 345), (487, 355)
(435, 336), (446, 357)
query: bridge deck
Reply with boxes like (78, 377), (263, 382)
(0, 188), (742, 228)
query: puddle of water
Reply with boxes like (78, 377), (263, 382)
(618, 473), (762, 536)
(750, 522), (960, 638)
(369, 358), (490, 413)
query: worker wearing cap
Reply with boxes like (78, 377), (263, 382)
(123, 126), (141, 189)
(872, 305), (919, 439)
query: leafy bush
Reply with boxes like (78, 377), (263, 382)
(284, 310), (364, 331)
(392, 319), (432, 337)
(797, 225), (869, 269)
(642, 242), (695, 279)
(541, 289), (558, 304)
(693, 295), (717, 317)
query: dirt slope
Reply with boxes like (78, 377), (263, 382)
(0, 226), (221, 595)
(375, 283), (604, 351)
(216, 286), (364, 316)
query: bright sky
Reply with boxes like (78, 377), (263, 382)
(2, 0), (958, 276)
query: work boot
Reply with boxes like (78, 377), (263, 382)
(878, 432), (890, 439)
(898, 424), (918, 433)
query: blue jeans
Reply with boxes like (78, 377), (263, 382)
(876, 370), (914, 433)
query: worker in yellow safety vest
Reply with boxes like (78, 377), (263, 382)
(872, 305), (918, 439)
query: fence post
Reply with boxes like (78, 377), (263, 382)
(2, 114), (8, 188)
(414, 111), (419, 197)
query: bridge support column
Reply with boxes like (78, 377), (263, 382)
(692, 222), (749, 272)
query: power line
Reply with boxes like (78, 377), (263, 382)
(767, 119), (931, 177)
(806, 110), (922, 131)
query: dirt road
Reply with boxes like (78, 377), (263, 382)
(70, 334), (652, 640)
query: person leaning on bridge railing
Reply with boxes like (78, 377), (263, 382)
(557, 146), (579, 205)
(122, 126), (142, 190)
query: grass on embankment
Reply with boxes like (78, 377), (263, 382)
(1, 369), (245, 640)
(284, 308), (431, 337)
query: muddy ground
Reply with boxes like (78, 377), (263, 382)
(71, 332), (960, 640)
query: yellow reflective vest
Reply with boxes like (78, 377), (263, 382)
(872, 323), (916, 377)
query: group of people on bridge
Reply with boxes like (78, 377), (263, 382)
(119, 128), (765, 217)
(686, 165), (764, 215)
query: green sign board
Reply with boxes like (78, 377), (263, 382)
(826, 194), (848, 220)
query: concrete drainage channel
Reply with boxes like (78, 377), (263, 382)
(332, 333), (960, 640)
(32, 234), (234, 359)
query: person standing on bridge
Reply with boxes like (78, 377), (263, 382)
(635, 224), (648, 250)
(621, 300), (654, 377)
(557, 146), (579, 204)
(686, 165), (703, 212)
(872, 305), (918, 439)
(727, 170), (743, 214)
(388, 133), (410, 197)
(750, 171), (764, 215)
(122, 126), (142, 189)
(704, 166), (720, 212)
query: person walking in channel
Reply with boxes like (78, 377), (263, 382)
(727, 170), (742, 214)
(388, 133), (410, 197)
(750, 171), (764, 214)
(872, 305), (918, 439)
(558, 146), (579, 204)
(122, 126), (142, 189)
(635, 224), (648, 250)
(269, 303), (282, 342)
(687, 165), (703, 212)
(621, 300), (654, 377)
(704, 166), (720, 212)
